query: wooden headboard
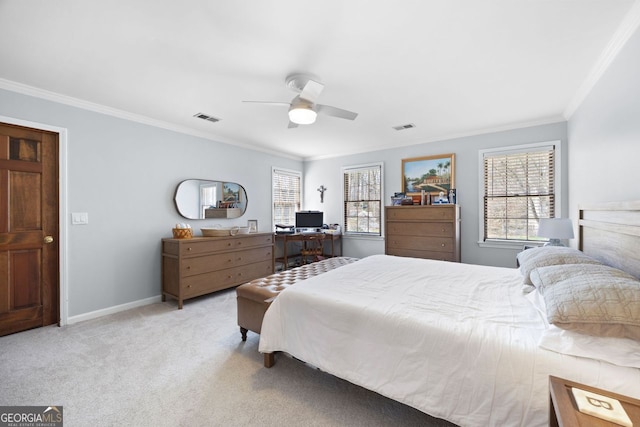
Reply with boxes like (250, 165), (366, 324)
(579, 200), (640, 279)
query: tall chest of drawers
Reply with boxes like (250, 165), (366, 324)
(385, 205), (460, 262)
(162, 233), (274, 309)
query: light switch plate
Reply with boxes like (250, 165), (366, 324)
(71, 212), (89, 225)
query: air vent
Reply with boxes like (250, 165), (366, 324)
(392, 123), (416, 131)
(193, 112), (221, 123)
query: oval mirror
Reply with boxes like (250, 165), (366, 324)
(174, 179), (248, 219)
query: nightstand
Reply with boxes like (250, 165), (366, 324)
(549, 376), (640, 426)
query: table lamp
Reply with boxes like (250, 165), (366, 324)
(538, 218), (574, 246)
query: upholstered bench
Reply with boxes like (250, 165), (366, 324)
(236, 257), (359, 341)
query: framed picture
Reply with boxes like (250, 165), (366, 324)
(402, 153), (455, 198)
(223, 182), (240, 203)
(247, 219), (258, 233)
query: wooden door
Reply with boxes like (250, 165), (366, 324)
(0, 123), (59, 336)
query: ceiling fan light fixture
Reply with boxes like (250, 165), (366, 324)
(288, 106), (317, 124)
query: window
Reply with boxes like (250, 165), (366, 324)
(200, 182), (217, 218)
(480, 142), (558, 246)
(272, 168), (301, 228)
(342, 163), (383, 236)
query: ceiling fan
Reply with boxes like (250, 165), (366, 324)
(243, 74), (358, 128)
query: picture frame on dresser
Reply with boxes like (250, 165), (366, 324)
(402, 153), (455, 197)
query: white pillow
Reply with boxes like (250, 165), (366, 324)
(538, 326), (640, 369)
(530, 263), (640, 340)
(526, 284), (640, 368)
(516, 246), (601, 285)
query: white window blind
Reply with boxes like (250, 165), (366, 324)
(272, 168), (301, 228)
(343, 163), (382, 235)
(483, 145), (555, 241)
(200, 183), (217, 218)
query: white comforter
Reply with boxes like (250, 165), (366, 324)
(259, 255), (640, 427)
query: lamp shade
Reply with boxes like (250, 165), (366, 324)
(538, 218), (574, 246)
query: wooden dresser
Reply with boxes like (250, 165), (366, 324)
(162, 233), (274, 308)
(385, 205), (460, 262)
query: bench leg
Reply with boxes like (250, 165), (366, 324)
(264, 352), (275, 368)
(240, 327), (248, 341)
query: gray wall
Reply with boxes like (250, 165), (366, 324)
(1, 21), (637, 320)
(0, 89), (302, 319)
(304, 122), (568, 267)
(568, 24), (640, 223)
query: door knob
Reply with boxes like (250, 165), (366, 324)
(44, 235), (54, 244)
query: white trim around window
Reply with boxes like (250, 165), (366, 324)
(478, 140), (562, 249)
(341, 162), (384, 239)
(272, 167), (302, 230)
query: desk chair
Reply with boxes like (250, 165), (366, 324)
(300, 233), (325, 265)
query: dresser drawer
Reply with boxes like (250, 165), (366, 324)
(176, 234), (274, 256)
(387, 235), (454, 252)
(180, 246), (273, 277)
(386, 206), (455, 221)
(182, 260), (273, 298)
(384, 205), (460, 263)
(387, 248), (456, 262)
(386, 222), (453, 237)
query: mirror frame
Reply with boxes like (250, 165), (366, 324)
(173, 179), (248, 220)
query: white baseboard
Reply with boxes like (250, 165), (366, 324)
(67, 295), (163, 325)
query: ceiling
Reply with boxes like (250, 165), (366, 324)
(0, 0), (637, 160)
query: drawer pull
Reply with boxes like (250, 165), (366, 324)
(187, 285), (192, 288)
(237, 257), (242, 261)
(187, 247), (192, 251)
(186, 266), (191, 270)
(441, 243), (446, 247)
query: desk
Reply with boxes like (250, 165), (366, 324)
(275, 233), (342, 270)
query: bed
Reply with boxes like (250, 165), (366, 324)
(258, 201), (640, 426)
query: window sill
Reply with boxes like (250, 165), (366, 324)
(343, 233), (384, 241)
(477, 240), (545, 250)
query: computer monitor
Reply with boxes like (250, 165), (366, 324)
(295, 211), (323, 231)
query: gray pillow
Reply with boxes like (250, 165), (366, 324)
(516, 246), (601, 285)
(530, 264), (640, 340)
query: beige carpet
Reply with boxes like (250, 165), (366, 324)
(0, 289), (457, 427)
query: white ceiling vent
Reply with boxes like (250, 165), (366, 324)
(392, 123), (416, 131)
(193, 112), (221, 123)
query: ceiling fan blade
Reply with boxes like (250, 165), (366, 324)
(299, 79), (324, 103)
(288, 121), (299, 129)
(242, 101), (291, 107)
(317, 104), (358, 120)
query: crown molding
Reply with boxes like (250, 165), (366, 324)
(304, 116), (566, 161)
(1, 78), (564, 164)
(564, 1), (640, 119)
(0, 78), (303, 161)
